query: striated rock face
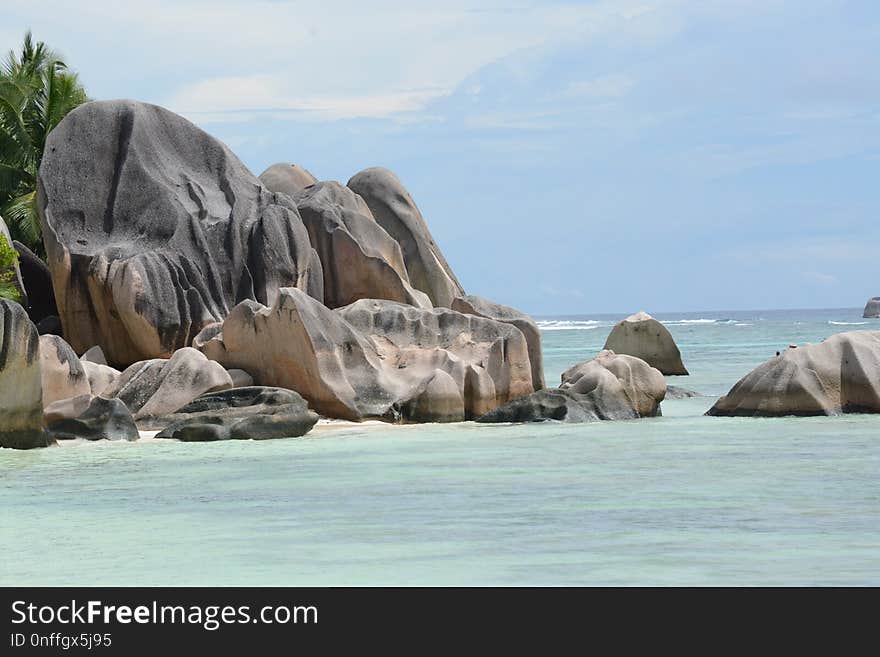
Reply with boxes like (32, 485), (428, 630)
(863, 298), (880, 318)
(151, 387), (318, 440)
(603, 311), (688, 375)
(259, 163), (318, 198)
(293, 181), (431, 309)
(0, 299), (47, 448)
(39, 335), (90, 407)
(478, 350), (665, 423)
(348, 167), (463, 307)
(452, 295), (544, 391)
(12, 240), (56, 323)
(196, 288), (534, 422)
(708, 331), (880, 416)
(38, 99), (323, 367)
(44, 394), (138, 441)
(104, 347), (232, 420)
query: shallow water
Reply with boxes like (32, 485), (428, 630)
(2, 308), (879, 585)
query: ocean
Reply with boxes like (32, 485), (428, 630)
(2, 308), (878, 585)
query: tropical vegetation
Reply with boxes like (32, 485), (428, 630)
(0, 31), (88, 256)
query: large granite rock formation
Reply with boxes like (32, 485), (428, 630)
(478, 350), (665, 423)
(38, 99), (323, 367)
(13, 240), (57, 324)
(259, 163), (318, 198)
(151, 387), (318, 440)
(195, 288), (534, 422)
(82, 361), (121, 397)
(44, 394), (138, 441)
(451, 295), (544, 391)
(603, 311), (688, 375)
(708, 331), (880, 416)
(293, 181), (431, 309)
(0, 299), (48, 448)
(39, 335), (91, 407)
(104, 347), (233, 420)
(863, 298), (880, 318)
(348, 167), (464, 307)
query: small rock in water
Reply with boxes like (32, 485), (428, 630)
(45, 395), (138, 441)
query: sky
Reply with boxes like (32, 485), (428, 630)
(4, 0), (879, 315)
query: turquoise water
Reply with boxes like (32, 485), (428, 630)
(2, 308), (879, 585)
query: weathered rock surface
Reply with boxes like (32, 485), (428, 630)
(258, 163), (318, 198)
(196, 288), (534, 422)
(151, 387), (318, 440)
(478, 350), (665, 423)
(227, 368), (253, 388)
(44, 394), (138, 441)
(0, 216), (27, 306)
(603, 311), (688, 375)
(82, 361), (121, 397)
(39, 334), (90, 406)
(13, 240), (57, 323)
(38, 99), (323, 367)
(81, 345), (108, 365)
(665, 385), (701, 400)
(104, 347), (233, 420)
(0, 299), (48, 448)
(293, 181), (431, 309)
(708, 331), (880, 416)
(451, 294), (544, 391)
(348, 167), (464, 307)
(863, 298), (880, 318)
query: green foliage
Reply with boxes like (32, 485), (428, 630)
(0, 31), (88, 255)
(0, 230), (21, 302)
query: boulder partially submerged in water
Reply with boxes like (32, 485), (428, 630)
(863, 298), (880, 318)
(478, 350), (665, 423)
(38, 99), (323, 367)
(708, 330), (880, 416)
(603, 311), (688, 375)
(152, 386), (318, 440)
(0, 299), (48, 449)
(196, 288), (534, 422)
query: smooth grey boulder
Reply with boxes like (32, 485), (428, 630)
(195, 288), (534, 422)
(258, 163), (318, 198)
(0, 216), (27, 306)
(81, 345), (108, 365)
(347, 167), (464, 307)
(82, 361), (121, 397)
(227, 368), (254, 388)
(151, 386), (319, 440)
(105, 347), (233, 420)
(293, 181), (431, 309)
(603, 311), (688, 375)
(0, 299), (48, 448)
(39, 334), (90, 407)
(863, 298), (880, 318)
(12, 240), (56, 323)
(708, 330), (880, 416)
(478, 350), (665, 423)
(44, 394), (138, 441)
(665, 385), (701, 400)
(452, 294), (545, 391)
(38, 99), (323, 367)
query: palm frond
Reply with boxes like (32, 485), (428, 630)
(1, 189), (40, 252)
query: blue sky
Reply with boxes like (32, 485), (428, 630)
(5, 0), (879, 315)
